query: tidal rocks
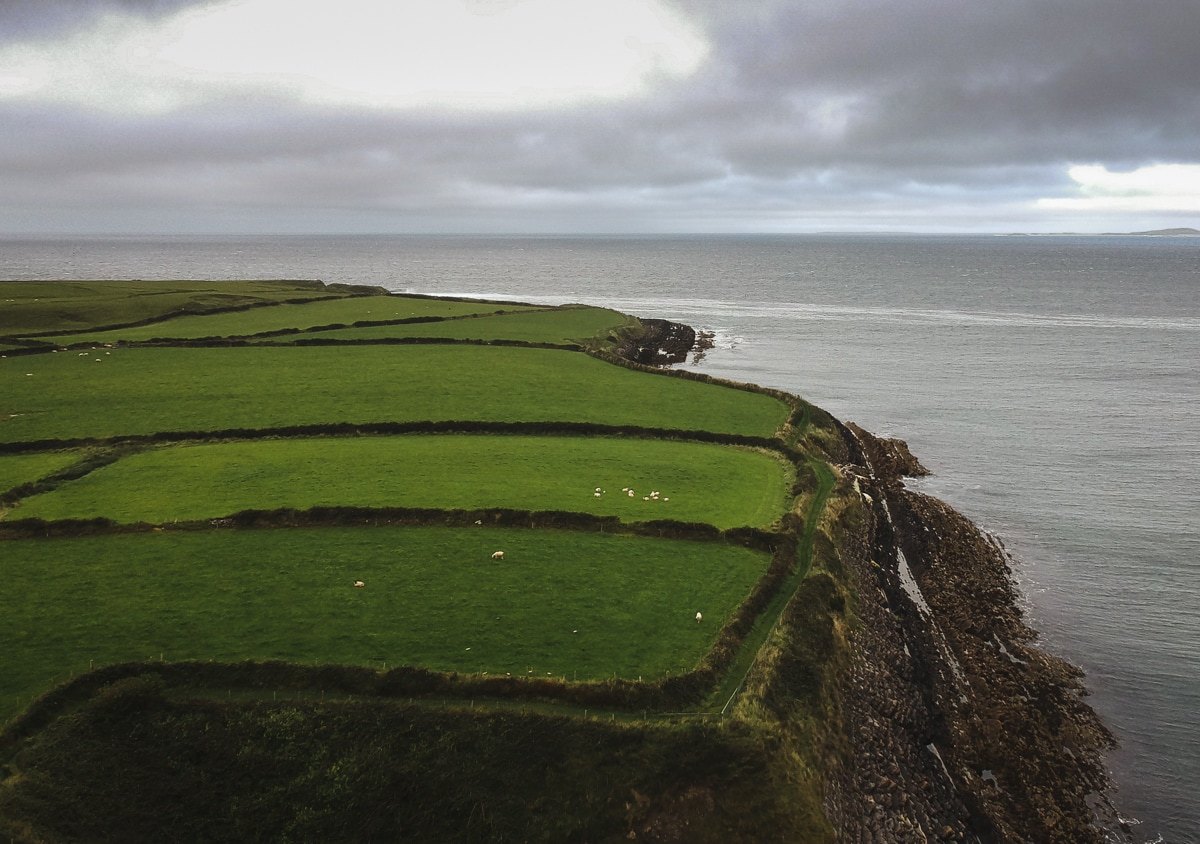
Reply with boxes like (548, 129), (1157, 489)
(845, 423), (931, 481)
(826, 428), (1123, 843)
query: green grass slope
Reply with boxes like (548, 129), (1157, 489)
(0, 527), (768, 721)
(0, 283), (850, 843)
(0, 345), (789, 443)
(271, 305), (635, 345)
(48, 295), (542, 345)
(12, 435), (791, 529)
(0, 451), (82, 494)
(0, 682), (811, 843)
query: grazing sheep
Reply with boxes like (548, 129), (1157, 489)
(695, 611), (703, 623)
(491, 550), (505, 560)
(353, 580), (365, 588)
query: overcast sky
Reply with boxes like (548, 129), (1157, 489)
(1, 0), (1198, 234)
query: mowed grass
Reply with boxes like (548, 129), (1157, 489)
(272, 306), (636, 346)
(48, 296), (543, 345)
(0, 451), (82, 492)
(13, 436), (792, 529)
(0, 527), (769, 721)
(0, 345), (789, 442)
(0, 280), (345, 337)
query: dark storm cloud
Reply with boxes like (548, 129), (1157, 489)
(0, 0), (209, 43)
(1, 0), (1198, 231)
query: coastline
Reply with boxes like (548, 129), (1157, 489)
(636, 320), (1128, 839)
(825, 423), (1126, 841)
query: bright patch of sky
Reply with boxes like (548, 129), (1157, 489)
(0, 0), (708, 113)
(1039, 164), (1200, 214)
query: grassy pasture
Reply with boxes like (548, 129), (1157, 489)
(13, 435), (792, 529)
(271, 306), (636, 345)
(0, 450), (82, 493)
(0, 527), (769, 722)
(0, 345), (789, 443)
(0, 280), (345, 337)
(48, 296), (543, 345)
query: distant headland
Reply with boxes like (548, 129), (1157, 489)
(1007, 227), (1200, 236)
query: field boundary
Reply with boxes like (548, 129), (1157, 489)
(0, 419), (803, 456)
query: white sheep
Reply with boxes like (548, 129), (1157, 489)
(491, 550), (505, 560)
(695, 611), (703, 623)
(353, 580), (365, 588)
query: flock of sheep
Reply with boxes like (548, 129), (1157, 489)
(591, 486), (670, 503)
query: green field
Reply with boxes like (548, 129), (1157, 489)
(12, 435), (792, 528)
(0, 281), (852, 842)
(0, 280), (347, 337)
(0, 450), (83, 493)
(0, 345), (789, 443)
(273, 306), (636, 345)
(0, 527), (769, 721)
(47, 295), (542, 345)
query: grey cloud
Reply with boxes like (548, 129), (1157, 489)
(2, 0), (1199, 232)
(0, 0), (210, 43)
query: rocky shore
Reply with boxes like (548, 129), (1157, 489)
(826, 424), (1126, 843)
(618, 318), (697, 365)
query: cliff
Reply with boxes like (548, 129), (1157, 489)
(823, 424), (1125, 842)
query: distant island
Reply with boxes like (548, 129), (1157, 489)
(1008, 227), (1200, 236)
(1122, 227), (1200, 236)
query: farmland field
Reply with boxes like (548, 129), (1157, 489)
(0, 345), (790, 443)
(46, 296), (542, 345)
(0, 450), (84, 492)
(0, 280), (852, 843)
(12, 435), (792, 528)
(271, 306), (636, 345)
(0, 280), (349, 336)
(0, 526), (769, 721)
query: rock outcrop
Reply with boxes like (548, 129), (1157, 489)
(826, 422), (1125, 843)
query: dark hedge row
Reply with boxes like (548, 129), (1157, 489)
(0, 448), (127, 505)
(0, 504), (785, 552)
(234, 314), (449, 340)
(0, 418), (795, 456)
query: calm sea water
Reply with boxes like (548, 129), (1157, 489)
(3, 234), (1197, 841)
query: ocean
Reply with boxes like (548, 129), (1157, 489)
(3, 233), (1197, 841)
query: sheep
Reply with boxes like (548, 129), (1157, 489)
(353, 580), (365, 588)
(695, 611), (703, 623)
(491, 550), (505, 560)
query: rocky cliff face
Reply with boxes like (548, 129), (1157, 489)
(825, 424), (1126, 843)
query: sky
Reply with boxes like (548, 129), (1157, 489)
(1, 0), (1198, 234)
